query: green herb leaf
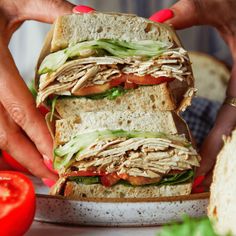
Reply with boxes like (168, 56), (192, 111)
(83, 86), (127, 100)
(157, 216), (226, 236)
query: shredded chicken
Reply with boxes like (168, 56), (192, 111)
(68, 137), (200, 179)
(37, 47), (191, 105)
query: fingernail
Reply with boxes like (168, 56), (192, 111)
(192, 186), (205, 194)
(73, 5), (95, 13)
(43, 155), (58, 174)
(149, 9), (174, 23)
(192, 175), (205, 189)
(42, 178), (56, 187)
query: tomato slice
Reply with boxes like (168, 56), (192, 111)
(72, 74), (174, 96)
(123, 74), (175, 85)
(0, 171), (35, 236)
(118, 173), (161, 186)
(2, 151), (31, 175)
(73, 83), (111, 96)
(100, 173), (121, 187)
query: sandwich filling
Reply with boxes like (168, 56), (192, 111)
(54, 130), (200, 187)
(37, 39), (191, 106)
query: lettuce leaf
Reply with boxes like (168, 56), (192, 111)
(38, 39), (172, 75)
(83, 86), (127, 100)
(67, 170), (193, 187)
(157, 170), (194, 186)
(157, 216), (230, 236)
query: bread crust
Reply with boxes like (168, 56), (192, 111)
(208, 130), (236, 235)
(59, 181), (192, 199)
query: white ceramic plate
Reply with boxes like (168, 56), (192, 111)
(35, 193), (209, 226)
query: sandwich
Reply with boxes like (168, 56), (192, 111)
(35, 12), (200, 199)
(208, 129), (236, 235)
(35, 12), (195, 116)
(49, 111), (200, 198)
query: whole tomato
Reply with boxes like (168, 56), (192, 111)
(0, 171), (36, 236)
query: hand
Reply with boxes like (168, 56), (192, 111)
(0, 0), (75, 180)
(150, 0), (236, 190)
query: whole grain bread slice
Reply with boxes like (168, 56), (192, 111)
(54, 110), (191, 146)
(58, 181), (192, 199)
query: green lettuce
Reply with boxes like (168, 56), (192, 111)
(157, 216), (231, 236)
(38, 39), (172, 75)
(83, 86), (127, 100)
(67, 170), (193, 187)
(53, 129), (190, 171)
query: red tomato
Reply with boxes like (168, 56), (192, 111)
(2, 151), (31, 175)
(124, 81), (138, 89)
(0, 171), (36, 236)
(73, 83), (111, 96)
(73, 74), (174, 96)
(109, 76), (126, 87)
(118, 173), (161, 186)
(100, 173), (121, 187)
(123, 74), (174, 85)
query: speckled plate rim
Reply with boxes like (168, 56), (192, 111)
(36, 192), (209, 203)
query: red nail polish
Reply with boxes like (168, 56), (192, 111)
(73, 5), (95, 13)
(149, 9), (174, 23)
(192, 175), (205, 189)
(42, 178), (56, 188)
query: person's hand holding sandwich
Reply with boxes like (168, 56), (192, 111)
(0, 0), (77, 181)
(151, 0), (236, 190)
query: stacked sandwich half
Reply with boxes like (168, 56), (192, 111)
(35, 12), (200, 199)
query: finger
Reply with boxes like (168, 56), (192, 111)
(197, 64), (236, 177)
(21, 0), (75, 23)
(164, 0), (201, 29)
(0, 41), (53, 161)
(197, 104), (236, 176)
(201, 171), (213, 190)
(0, 103), (57, 180)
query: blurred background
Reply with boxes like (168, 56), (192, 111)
(9, 0), (231, 84)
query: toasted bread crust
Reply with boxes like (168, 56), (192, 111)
(55, 181), (192, 199)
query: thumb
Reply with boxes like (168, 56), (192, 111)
(165, 0), (201, 29)
(21, 0), (75, 23)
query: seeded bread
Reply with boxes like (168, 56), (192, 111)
(55, 84), (176, 118)
(54, 111), (190, 146)
(208, 129), (236, 236)
(51, 12), (181, 52)
(60, 181), (192, 199)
